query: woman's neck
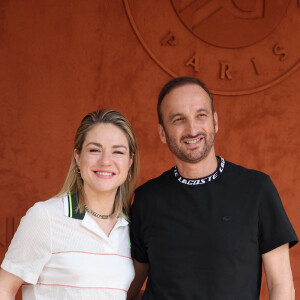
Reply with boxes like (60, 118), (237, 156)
(83, 187), (116, 215)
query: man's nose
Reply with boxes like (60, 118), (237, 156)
(185, 120), (199, 137)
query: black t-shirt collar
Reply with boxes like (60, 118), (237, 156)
(173, 156), (225, 186)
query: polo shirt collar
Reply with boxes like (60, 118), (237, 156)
(63, 192), (129, 226)
(64, 192), (85, 220)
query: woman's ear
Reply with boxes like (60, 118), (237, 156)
(130, 154), (134, 165)
(74, 149), (80, 166)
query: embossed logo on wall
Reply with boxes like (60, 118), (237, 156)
(124, 0), (300, 95)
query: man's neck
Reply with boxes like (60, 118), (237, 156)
(175, 151), (218, 179)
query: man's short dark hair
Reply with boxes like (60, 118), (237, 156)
(157, 77), (214, 125)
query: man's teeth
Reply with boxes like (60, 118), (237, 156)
(185, 138), (201, 144)
(96, 171), (113, 175)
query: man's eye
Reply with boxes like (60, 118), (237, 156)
(173, 118), (183, 123)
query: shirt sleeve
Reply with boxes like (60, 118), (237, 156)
(1, 202), (52, 284)
(258, 176), (298, 254)
(130, 191), (149, 263)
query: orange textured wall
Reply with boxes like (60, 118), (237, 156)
(0, 1), (299, 299)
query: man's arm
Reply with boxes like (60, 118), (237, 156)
(127, 259), (149, 300)
(0, 268), (23, 300)
(262, 243), (295, 300)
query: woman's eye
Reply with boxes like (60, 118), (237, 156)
(89, 149), (100, 153)
(114, 151), (124, 155)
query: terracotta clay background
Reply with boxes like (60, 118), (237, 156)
(0, 1), (299, 299)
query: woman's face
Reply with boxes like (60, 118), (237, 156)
(74, 123), (133, 199)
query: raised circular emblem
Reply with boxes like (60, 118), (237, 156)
(171, 0), (289, 48)
(124, 0), (300, 95)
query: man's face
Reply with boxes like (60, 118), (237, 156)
(158, 84), (218, 164)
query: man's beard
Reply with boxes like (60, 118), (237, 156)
(165, 128), (216, 164)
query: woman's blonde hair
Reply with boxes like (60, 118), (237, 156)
(57, 109), (139, 219)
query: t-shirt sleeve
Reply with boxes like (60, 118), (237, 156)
(1, 202), (52, 284)
(258, 176), (298, 254)
(130, 192), (149, 263)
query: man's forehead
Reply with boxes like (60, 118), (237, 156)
(162, 86), (211, 111)
(167, 83), (207, 95)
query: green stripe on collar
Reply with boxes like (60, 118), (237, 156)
(67, 192), (85, 220)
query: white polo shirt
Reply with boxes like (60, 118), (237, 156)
(1, 194), (135, 299)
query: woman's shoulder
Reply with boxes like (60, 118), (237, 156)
(25, 195), (66, 219)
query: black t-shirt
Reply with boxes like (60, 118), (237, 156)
(130, 157), (298, 300)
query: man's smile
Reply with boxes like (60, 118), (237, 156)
(182, 134), (206, 145)
(184, 137), (203, 144)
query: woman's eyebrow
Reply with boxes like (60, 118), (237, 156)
(112, 145), (128, 150)
(86, 142), (102, 147)
(86, 142), (128, 150)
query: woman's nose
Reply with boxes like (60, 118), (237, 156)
(99, 150), (112, 165)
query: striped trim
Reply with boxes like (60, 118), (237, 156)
(68, 192), (73, 218)
(23, 282), (127, 292)
(51, 250), (132, 260)
(65, 193), (85, 220)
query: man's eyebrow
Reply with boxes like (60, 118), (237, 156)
(169, 113), (183, 120)
(196, 108), (209, 113)
(169, 108), (209, 120)
(86, 142), (128, 150)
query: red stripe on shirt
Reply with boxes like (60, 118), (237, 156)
(51, 250), (132, 260)
(22, 282), (127, 292)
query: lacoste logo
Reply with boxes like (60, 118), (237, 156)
(222, 216), (232, 222)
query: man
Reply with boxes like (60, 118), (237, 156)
(128, 77), (298, 300)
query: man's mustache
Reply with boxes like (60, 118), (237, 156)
(180, 132), (206, 142)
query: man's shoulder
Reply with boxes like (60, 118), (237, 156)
(224, 159), (270, 186)
(135, 168), (173, 194)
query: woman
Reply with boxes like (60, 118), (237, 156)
(0, 109), (139, 299)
